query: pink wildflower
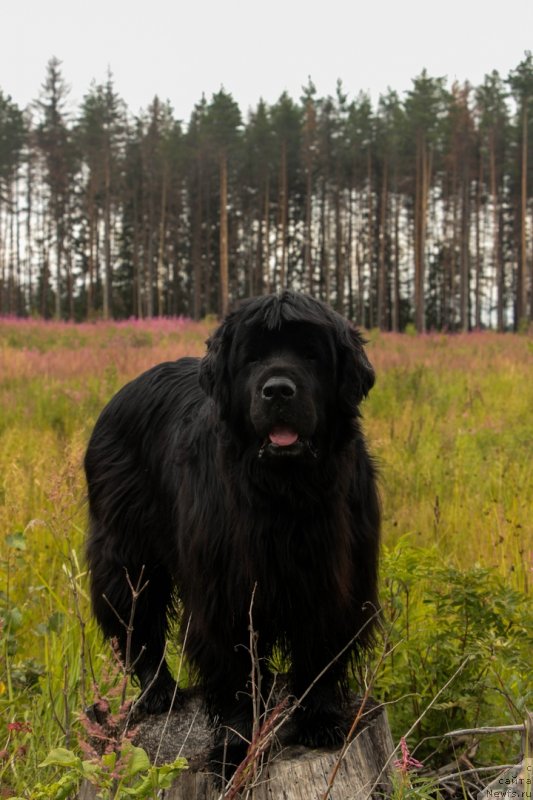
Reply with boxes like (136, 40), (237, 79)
(94, 698), (111, 716)
(6, 721), (32, 734)
(394, 737), (423, 773)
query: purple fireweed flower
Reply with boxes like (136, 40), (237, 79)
(394, 737), (424, 773)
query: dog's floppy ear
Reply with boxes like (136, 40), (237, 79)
(198, 319), (231, 418)
(338, 323), (375, 410)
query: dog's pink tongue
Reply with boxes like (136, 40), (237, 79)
(269, 427), (299, 447)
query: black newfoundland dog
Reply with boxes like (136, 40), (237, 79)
(85, 291), (380, 768)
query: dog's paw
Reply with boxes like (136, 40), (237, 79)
(295, 708), (347, 748)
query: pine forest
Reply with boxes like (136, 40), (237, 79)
(1, 54), (533, 330)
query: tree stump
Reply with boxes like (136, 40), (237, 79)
(79, 689), (395, 799)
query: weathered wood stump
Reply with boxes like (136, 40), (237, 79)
(79, 689), (394, 799)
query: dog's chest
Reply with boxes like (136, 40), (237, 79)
(243, 509), (352, 615)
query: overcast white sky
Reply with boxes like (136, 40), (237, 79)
(1, 0), (532, 121)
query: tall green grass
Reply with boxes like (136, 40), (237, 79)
(366, 331), (532, 588)
(0, 320), (531, 795)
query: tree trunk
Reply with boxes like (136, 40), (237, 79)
(15, 176), (23, 315)
(334, 185), (344, 313)
(460, 168), (470, 332)
(79, 691), (394, 800)
(489, 129), (503, 331)
(41, 219), (51, 318)
(219, 151), (229, 317)
(87, 198), (96, 318)
(367, 149), (374, 328)
(319, 178), (330, 304)
(263, 176), (270, 294)
(377, 159), (388, 330)
(356, 218), (365, 327)
(54, 215), (62, 319)
(253, 197), (262, 296)
(146, 183), (154, 319)
(278, 140), (288, 290)
(519, 104), (528, 324)
(305, 164), (313, 294)
(157, 169), (167, 317)
(192, 158), (203, 320)
(392, 187), (401, 332)
(0, 206), (5, 313)
(205, 177), (212, 315)
(8, 184), (15, 313)
(39, 210), (48, 317)
(474, 158), (483, 329)
(26, 157), (34, 314)
(103, 155), (112, 320)
(347, 189), (354, 319)
(414, 134), (430, 333)
(66, 245), (74, 321)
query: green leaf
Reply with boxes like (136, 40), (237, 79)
(6, 532), (26, 551)
(121, 775), (153, 797)
(101, 751), (117, 770)
(4, 607), (23, 630)
(121, 756), (188, 795)
(122, 743), (151, 778)
(39, 747), (83, 771)
(81, 760), (102, 779)
(52, 775), (82, 800)
(154, 758), (188, 787)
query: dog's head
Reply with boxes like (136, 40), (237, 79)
(199, 291), (375, 461)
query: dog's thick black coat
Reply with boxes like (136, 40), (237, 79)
(85, 291), (380, 767)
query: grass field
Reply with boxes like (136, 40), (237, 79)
(0, 318), (532, 797)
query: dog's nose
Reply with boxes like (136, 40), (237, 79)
(261, 376), (297, 401)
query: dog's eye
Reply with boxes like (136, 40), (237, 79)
(236, 347), (259, 368)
